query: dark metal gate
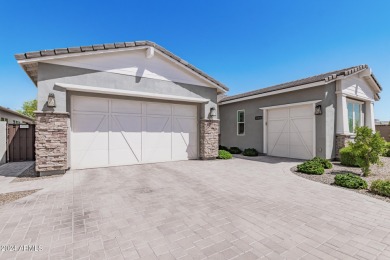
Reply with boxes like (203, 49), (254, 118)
(7, 124), (35, 162)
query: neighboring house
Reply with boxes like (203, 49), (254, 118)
(0, 106), (34, 124)
(219, 65), (382, 160)
(15, 41), (228, 174)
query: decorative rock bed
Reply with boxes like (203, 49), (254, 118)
(291, 157), (390, 203)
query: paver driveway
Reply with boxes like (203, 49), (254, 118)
(1, 157), (390, 260)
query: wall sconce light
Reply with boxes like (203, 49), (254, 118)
(210, 107), (217, 119)
(47, 93), (56, 108)
(315, 105), (322, 115)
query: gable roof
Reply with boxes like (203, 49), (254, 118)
(220, 65), (382, 104)
(0, 106), (34, 121)
(15, 40), (228, 92)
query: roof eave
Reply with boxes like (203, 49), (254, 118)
(15, 41), (229, 92)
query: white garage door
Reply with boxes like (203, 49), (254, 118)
(267, 104), (315, 160)
(71, 96), (198, 169)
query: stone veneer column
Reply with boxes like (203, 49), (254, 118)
(335, 134), (354, 159)
(199, 119), (219, 159)
(35, 112), (69, 175)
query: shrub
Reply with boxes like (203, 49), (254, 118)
(242, 148), (258, 156)
(334, 173), (368, 189)
(383, 143), (390, 157)
(349, 127), (386, 176)
(219, 145), (229, 151)
(312, 157), (333, 169)
(297, 160), (324, 175)
(340, 146), (360, 167)
(229, 147), (242, 154)
(217, 150), (232, 159)
(370, 180), (390, 197)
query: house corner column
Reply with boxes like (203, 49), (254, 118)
(199, 119), (219, 160)
(335, 92), (352, 159)
(35, 112), (69, 176)
(365, 101), (375, 132)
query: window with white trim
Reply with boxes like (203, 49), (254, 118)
(347, 99), (363, 133)
(237, 110), (245, 135)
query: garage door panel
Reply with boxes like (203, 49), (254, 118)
(268, 120), (288, 133)
(173, 104), (197, 117)
(109, 116), (142, 163)
(71, 96), (197, 169)
(73, 96), (109, 113)
(267, 104), (314, 160)
(271, 145), (289, 157)
(268, 108), (289, 119)
(75, 149), (110, 169)
(143, 116), (172, 162)
(290, 105), (313, 117)
(290, 145), (311, 160)
(291, 118), (313, 132)
(147, 102), (171, 115)
(111, 99), (142, 114)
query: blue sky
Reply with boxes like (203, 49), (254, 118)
(1, 0), (389, 120)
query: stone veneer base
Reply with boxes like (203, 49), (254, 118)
(335, 134), (355, 159)
(199, 119), (219, 160)
(35, 112), (69, 173)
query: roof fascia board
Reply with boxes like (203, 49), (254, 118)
(17, 46), (148, 64)
(219, 80), (327, 105)
(56, 83), (210, 103)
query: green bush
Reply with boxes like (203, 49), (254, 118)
(334, 173), (368, 189)
(297, 160), (324, 175)
(219, 145), (229, 151)
(312, 157), (333, 169)
(217, 150), (233, 159)
(340, 146), (360, 167)
(242, 148), (258, 156)
(229, 147), (242, 154)
(370, 180), (390, 197)
(349, 127), (386, 176)
(383, 143), (390, 157)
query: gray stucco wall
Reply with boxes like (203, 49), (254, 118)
(219, 83), (337, 159)
(37, 63), (218, 119)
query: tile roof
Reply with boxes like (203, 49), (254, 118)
(220, 65), (381, 102)
(15, 41), (229, 91)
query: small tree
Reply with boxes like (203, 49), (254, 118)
(17, 99), (37, 119)
(349, 126), (386, 176)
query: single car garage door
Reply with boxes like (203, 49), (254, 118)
(266, 103), (315, 160)
(71, 96), (198, 169)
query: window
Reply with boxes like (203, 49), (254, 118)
(13, 120), (20, 124)
(347, 100), (363, 133)
(237, 110), (245, 135)
(0, 117), (8, 122)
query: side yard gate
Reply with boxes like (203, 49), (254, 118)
(7, 124), (35, 162)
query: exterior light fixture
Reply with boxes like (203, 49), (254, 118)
(315, 105), (322, 115)
(47, 93), (56, 108)
(210, 107), (217, 119)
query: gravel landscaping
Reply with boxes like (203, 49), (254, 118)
(11, 164), (61, 183)
(292, 157), (390, 202)
(0, 189), (40, 206)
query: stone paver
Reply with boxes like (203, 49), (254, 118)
(0, 157), (390, 259)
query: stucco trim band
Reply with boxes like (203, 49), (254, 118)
(56, 83), (210, 104)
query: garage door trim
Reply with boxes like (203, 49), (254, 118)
(260, 100), (320, 158)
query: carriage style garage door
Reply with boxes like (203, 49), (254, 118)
(266, 103), (315, 160)
(71, 96), (198, 169)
